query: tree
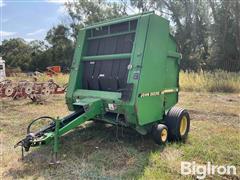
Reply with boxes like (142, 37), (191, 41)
(1, 1), (239, 72)
(158, 0), (210, 71)
(29, 40), (50, 71)
(65, 0), (127, 41)
(130, 0), (209, 70)
(209, 0), (240, 71)
(45, 24), (74, 71)
(131, 0), (239, 71)
(0, 38), (32, 71)
(130, 0), (159, 12)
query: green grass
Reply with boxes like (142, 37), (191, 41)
(1, 92), (239, 179)
(1, 71), (240, 179)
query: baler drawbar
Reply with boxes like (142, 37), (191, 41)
(15, 98), (103, 162)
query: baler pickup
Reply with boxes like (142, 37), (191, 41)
(15, 98), (103, 161)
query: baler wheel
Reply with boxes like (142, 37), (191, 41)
(165, 107), (190, 141)
(152, 124), (168, 145)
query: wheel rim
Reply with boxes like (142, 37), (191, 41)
(161, 128), (168, 142)
(180, 116), (188, 136)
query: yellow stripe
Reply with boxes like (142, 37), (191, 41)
(139, 88), (178, 98)
(161, 88), (178, 94)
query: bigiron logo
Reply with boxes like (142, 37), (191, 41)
(181, 161), (237, 179)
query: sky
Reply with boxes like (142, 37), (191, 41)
(0, 0), (70, 44)
(0, 0), (163, 44)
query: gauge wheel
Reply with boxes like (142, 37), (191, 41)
(152, 124), (168, 145)
(5, 86), (14, 97)
(24, 85), (33, 95)
(165, 107), (190, 141)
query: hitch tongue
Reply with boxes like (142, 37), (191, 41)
(14, 133), (35, 160)
(14, 133), (35, 151)
(14, 116), (56, 160)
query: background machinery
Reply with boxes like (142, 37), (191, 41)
(0, 79), (66, 102)
(0, 57), (6, 81)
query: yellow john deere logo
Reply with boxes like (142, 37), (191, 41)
(139, 89), (178, 98)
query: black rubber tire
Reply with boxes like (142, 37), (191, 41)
(165, 107), (190, 141)
(152, 124), (168, 145)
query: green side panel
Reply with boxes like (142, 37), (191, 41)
(66, 30), (86, 111)
(136, 15), (178, 126)
(127, 15), (150, 105)
(164, 37), (180, 110)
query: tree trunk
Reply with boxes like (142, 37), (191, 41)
(235, 0), (240, 59)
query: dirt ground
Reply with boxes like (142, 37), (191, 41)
(0, 92), (239, 179)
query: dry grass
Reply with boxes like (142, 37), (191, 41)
(0, 92), (239, 179)
(7, 73), (69, 86)
(180, 70), (240, 93)
(7, 70), (240, 93)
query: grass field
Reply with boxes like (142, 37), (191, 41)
(1, 71), (240, 179)
(179, 71), (240, 93)
(1, 91), (239, 179)
(8, 70), (240, 93)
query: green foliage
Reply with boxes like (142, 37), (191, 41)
(131, 0), (240, 72)
(28, 40), (49, 71)
(208, 0), (240, 71)
(65, 0), (127, 40)
(45, 25), (74, 71)
(0, 38), (32, 71)
(0, 1), (126, 72)
(131, 0), (211, 71)
(0, 25), (74, 72)
(0, 0), (239, 72)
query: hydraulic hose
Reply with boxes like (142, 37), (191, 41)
(26, 116), (55, 134)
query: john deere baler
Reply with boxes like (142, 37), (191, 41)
(16, 11), (190, 162)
